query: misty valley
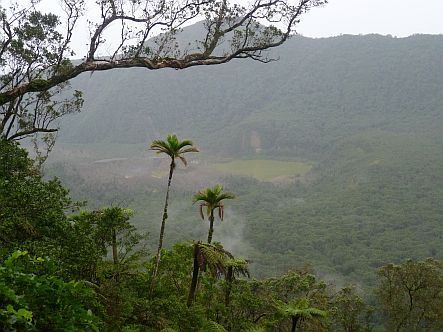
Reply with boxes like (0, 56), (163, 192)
(1, 2), (442, 330)
(46, 34), (442, 286)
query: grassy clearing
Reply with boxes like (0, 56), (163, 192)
(212, 159), (312, 181)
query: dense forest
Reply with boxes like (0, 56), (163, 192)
(1, 0), (443, 329)
(47, 33), (443, 286)
(2, 135), (443, 330)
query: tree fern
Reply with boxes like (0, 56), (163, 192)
(204, 320), (228, 332)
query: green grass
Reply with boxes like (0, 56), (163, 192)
(212, 159), (312, 181)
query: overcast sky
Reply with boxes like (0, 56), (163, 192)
(34, 0), (443, 56)
(297, 0), (443, 37)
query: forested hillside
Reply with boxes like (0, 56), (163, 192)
(3, 0), (442, 329)
(48, 32), (443, 288)
(59, 33), (443, 160)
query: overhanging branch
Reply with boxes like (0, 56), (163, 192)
(0, 0), (327, 141)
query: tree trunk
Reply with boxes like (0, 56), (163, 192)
(224, 266), (233, 307)
(151, 158), (175, 290)
(207, 210), (215, 244)
(292, 316), (300, 332)
(112, 228), (118, 265)
(187, 243), (200, 307)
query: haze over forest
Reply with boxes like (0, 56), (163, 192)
(2, 0), (443, 326)
(47, 27), (443, 285)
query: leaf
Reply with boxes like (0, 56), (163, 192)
(5, 250), (28, 267)
(16, 308), (33, 322)
(204, 320), (227, 332)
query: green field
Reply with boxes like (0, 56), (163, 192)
(212, 159), (312, 181)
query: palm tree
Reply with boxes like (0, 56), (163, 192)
(187, 241), (234, 307)
(275, 298), (327, 332)
(150, 134), (198, 286)
(193, 184), (235, 244)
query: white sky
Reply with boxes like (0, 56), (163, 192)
(296, 0), (443, 37)
(25, 0), (443, 56)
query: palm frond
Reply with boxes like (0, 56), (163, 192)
(196, 242), (236, 277)
(192, 191), (207, 203)
(150, 139), (169, 148)
(304, 307), (327, 318)
(212, 184), (223, 195)
(276, 298), (327, 320)
(199, 204), (205, 220)
(213, 242), (235, 259)
(178, 155), (187, 166)
(193, 185), (235, 219)
(204, 320), (227, 332)
(149, 134), (198, 162)
(218, 205), (223, 220)
(245, 327), (267, 332)
(225, 258), (250, 278)
(198, 249), (225, 276)
(166, 133), (179, 146)
(179, 146), (199, 154)
(150, 140), (173, 155)
(215, 192), (236, 202)
(177, 139), (194, 149)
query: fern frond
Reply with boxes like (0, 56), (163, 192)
(204, 320), (227, 332)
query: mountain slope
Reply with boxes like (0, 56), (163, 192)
(59, 33), (443, 160)
(50, 31), (443, 286)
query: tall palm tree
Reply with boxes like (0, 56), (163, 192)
(150, 134), (198, 286)
(275, 298), (327, 332)
(193, 184), (235, 244)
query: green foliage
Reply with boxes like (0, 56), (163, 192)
(59, 207), (144, 282)
(0, 139), (70, 252)
(214, 269), (329, 331)
(0, 143), (148, 330)
(0, 4), (83, 141)
(193, 184), (236, 216)
(330, 286), (374, 332)
(376, 258), (443, 331)
(188, 241), (236, 307)
(150, 134), (199, 168)
(193, 184), (235, 243)
(2, 140), (439, 331)
(2, 0), (324, 141)
(56, 137), (442, 289)
(203, 320), (228, 332)
(213, 159), (311, 181)
(2, 29), (443, 328)
(45, 34), (443, 290)
(0, 250), (102, 331)
(275, 297), (327, 331)
(58, 35), (443, 158)
(129, 243), (206, 330)
(150, 133), (199, 285)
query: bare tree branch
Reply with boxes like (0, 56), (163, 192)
(0, 0), (327, 141)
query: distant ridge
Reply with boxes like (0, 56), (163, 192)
(59, 23), (443, 160)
